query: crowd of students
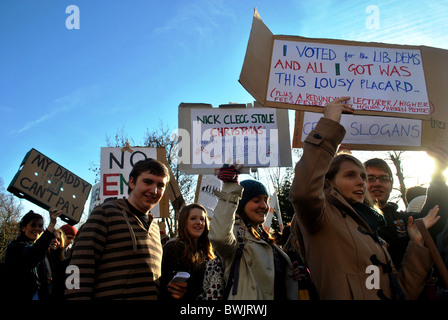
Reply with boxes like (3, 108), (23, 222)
(3, 98), (448, 301)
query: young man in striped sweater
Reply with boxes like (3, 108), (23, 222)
(65, 158), (170, 300)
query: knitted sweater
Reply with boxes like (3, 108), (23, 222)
(65, 199), (162, 300)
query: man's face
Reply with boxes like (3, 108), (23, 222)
(128, 172), (167, 213)
(365, 166), (393, 208)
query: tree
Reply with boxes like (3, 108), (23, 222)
(271, 177), (295, 233)
(258, 149), (302, 234)
(387, 151), (408, 206)
(0, 178), (23, 262)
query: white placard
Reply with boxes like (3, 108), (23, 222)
(302, 112), (422, 146)
(263, 192), (283, 233)
(191, 108), (281, 168)
(89, 183), (101, 214)
(196, 175), (223, 218)
(268, 40), (430, 115)
(100, 147), (161, 217)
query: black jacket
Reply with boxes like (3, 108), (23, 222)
(4, 230), (55, 300)
(160, 239), (208, 300)
(379, 179), (448, 270)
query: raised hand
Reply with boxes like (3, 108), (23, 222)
(407, 205), (440, 245)
(323, 97), (354, 123)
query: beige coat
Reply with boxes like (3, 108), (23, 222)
(289, 117), (432, 300)
(209, 183), (298, 300)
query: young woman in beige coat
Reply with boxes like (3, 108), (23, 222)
(289, 97), (440, 300)
(209, 169), (298, 300)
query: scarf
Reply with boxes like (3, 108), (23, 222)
(352, 202), (386, 231)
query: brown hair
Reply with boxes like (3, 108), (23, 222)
(326, 153), (376, 208)
(363, 158), (394, 183)
(19, 211), (43, 238)
(176, 204), (214, 268)
(236, 200), (276, 244)
(128, 158), (170, 194)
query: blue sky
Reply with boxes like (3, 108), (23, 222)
(1, 0), (448, 221)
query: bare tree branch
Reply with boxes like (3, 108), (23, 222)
(387, 151), (407, 206)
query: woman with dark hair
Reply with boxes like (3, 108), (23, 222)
(4, 208), (63, 300)
(289, 97), (440, 300)
(160, 203), (214, 300)
(209, 168), (298, 300)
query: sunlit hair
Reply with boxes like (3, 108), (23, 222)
(49, 228), (66, 262)
(326, 152), (377, 209)
(53, 228), (65, 249)
(176, 203), (215, 267)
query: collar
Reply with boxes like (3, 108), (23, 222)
(352, 202), (386, 231)
(327, 188), (385, 232)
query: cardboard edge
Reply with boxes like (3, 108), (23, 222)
(239, 7), (273, 105)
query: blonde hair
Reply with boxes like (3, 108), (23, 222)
(176, 204), (215, 267)
(326, 152), (377, 209)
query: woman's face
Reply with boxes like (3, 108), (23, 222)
(186, 207), (207, 240)
(244, 195), (269, 227)
(21, 218), (44, 241)
(49, 230), (62, 250)
(327, 160), (367, 204)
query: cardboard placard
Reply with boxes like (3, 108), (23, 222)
(293, 111), (423, 150)
(99, 147), (170, 218)
(267, 39), (430, 117)
(177, 102), (292, 174)
(8, 149), (92, 225)
(240, 8), (448, 150)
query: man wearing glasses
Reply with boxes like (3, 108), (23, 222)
(364, 148), (448, 271)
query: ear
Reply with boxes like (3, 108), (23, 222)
(128, 176), (136, 192)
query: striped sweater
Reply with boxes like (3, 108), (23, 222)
(65, 199), (162, 300)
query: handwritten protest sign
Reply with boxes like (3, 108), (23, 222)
(293, 111), (422, 150)
(99, 147), (169, 218)
(178, 103), (291, 174)
(263, 192), (283, 233)
(195, 175), (223, 218)
(191, 107), (279, 168)
(268, 40), (429, 115)
(239, 8), (448, 150)
(89, 182), (101, 214)
(8, 149), (91, 225)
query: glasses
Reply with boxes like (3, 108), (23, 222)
(367, 175), (392, 183)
